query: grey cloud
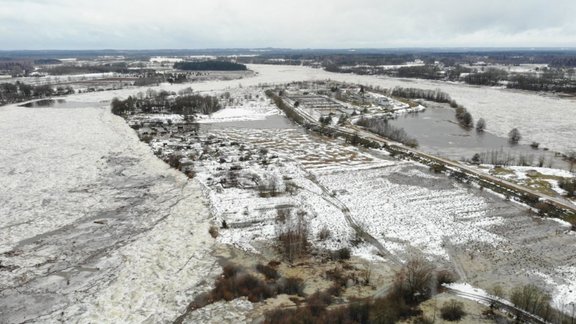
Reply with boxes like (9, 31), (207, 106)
(0, 0), (574, 49)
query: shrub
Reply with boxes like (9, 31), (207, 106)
(370, 294), (413, 323)
(256, 263), (279, 280)
(208, 226), (219, 238)
(559, 178), (576, 197)
(510, 284), (551, 315)
(347, 300), (371, 323)
(166, 153), (183, 169)
(392, 257), (435, 304)
(334, 247), (351, 261)
(326, 283), (343, 297)
(276, 208), (290, 223)
(222, 264), (241, 278)
(317, 226), (331, 241)
(488, 284), (505, 298)
(325, 267), (347, 287)
(440, 299), (466, 321)
(534, 201), (556, 216)
(430, 163), (447, 174)
(210, 268), (274, 303)
(436, 269), (457, 287)
(307, 291), (333, 316)
(278, 277), (305, 296)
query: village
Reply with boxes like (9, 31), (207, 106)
(103, 77), (576, 323)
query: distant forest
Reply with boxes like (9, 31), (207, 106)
(174, 61), (247, 71)
(41, 63), (130, 75)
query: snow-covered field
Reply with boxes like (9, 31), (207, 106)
(315, 166), (503, 259)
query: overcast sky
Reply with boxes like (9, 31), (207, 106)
(1, 0), (575, 49)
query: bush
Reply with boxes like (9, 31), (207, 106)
(430, 163), (447, 174)
(370, 293), (413, 323)
(488, 284), (505, 298)
(326, 283), (343, 297)
(325, 267), (348, 287)
(210, 267), (274, 303)
(256, 263), (279, 280)
(278, 277), (305, 296)
(334, 247), (351, 261)
(317, 226), (331, 241)
(436, 269), (457, 287)
(510, 284), (551, 315)
(166, 153), (183, 169)
(208, 226), (219, 238)
(440, 299), (466, 321)
(392, 257), (435, 304)
(307, 291), (333, 316)
(559, 178), (576, 197)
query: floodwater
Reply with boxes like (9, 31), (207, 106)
(388, 104), (570, 169)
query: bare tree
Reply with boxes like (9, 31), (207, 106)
(277, 210), (309, 262)
(393, 257), (435, 304)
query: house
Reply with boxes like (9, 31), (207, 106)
(138, 127), (154, 136)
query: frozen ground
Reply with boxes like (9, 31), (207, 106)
(0, 102), (218, 323)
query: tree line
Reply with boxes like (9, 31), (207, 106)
(0, 82), (61, 106)
(389, 87), (452, 103)
(41, 63), (130, 75)
(356, 116), (418, 147)
(174, 61), (247, 71)
(111, 89), (221, 116)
